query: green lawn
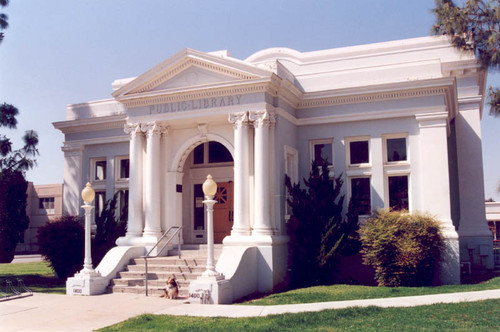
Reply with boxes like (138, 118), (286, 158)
(98, 299), (500, 331)
(0, 261), (65, 294)
(241, 277), (500, 305)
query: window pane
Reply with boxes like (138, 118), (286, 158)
(208, 141), (233, 163)
(350, 141), (369, 164)
(193, 184), (204, 230)
(95, 191), (106, 219)
(387, 138), (407, 162)
(120, 159), (130, 178)
(193, 144), (204, 164)
(39, 197), (55, 209)
(119, 190), (129, 219)
(351, 178), (371, 215)
(314, 143), (332, 166)
(389, 176), (409, 210)
(95, 160), (106, 180)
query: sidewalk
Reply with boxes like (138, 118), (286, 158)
(1, 290), (500, 332)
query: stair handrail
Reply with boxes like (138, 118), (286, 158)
(141, 226), (182, 296)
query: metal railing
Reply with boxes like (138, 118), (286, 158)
(142, 226), (182, 296)
(0, 278), (33, 302)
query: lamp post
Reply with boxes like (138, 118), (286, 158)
(81, 182), (96, 273)
(202, 174), (221, 278)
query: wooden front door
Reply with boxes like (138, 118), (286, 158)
(213, 181), (233, 243)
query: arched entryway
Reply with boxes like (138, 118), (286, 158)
(180, 140), (234, 244)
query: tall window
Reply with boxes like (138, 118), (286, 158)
(388, 175), (409, 210)
(95, 191), (106, 220)
(119, 158), (129, 179)
(351, 177), (371, 215)
(92, 158), (107, 181)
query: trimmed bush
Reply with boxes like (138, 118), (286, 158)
(360, 210), (443, 287)
(37, 216), (84, 279)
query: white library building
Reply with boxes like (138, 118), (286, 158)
(55, 36), (493, 302)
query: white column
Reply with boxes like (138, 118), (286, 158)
(124, 123), (144, 238)
(228, 112), (252, 236)
(249, 110), (275, 236)
(416, 113), (460, 284)
(455, 106), (494, 269)
(142, 122), (165, 238)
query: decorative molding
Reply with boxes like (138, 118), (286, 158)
(133, 58), (259, 94)
(415, 112), (449, 129)
(118, 80), (272, 108)
(53, 114), (127, 134)
(197, 123), (208, 138)
(298, 87), (448, 109)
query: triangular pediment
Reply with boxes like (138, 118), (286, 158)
(112, 48), (273, 98)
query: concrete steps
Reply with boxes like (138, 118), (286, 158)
(107, 244), (222, 297)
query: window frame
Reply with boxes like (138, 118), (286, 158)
(383, 133), (409, 165)
(348, 176), (372, 217)
(115, 156), (130, 181)
(384, 173), (411, 211)
(345, 136), (371, 168)
(309, 138), (334, 168)
(91, 157), (107, 182)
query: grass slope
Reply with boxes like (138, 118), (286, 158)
(0, 261), (65, 294)
(242, 277), (500, 305)
(99, 299), (500, 331)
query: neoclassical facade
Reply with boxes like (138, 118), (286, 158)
(54, 36), (493, 300)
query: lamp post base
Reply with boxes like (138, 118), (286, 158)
(66, 271), (108, 296)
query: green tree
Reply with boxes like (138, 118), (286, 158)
(0, 103), (39, 263)
(0, 0), (9, 44)
(91, 191), (127, 266)
(0, 169), (29, 262)
(433, 0), (500, 116)
(285, 160), (357, 288)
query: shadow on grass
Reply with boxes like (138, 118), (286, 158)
(0, 274), (66, 294)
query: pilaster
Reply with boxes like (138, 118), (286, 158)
(416, 112), (460, 284)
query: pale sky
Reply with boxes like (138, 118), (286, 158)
(1, 0), (499, 201)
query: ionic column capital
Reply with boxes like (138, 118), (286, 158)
(249, 110), (276, 129)
(141, 121), (168, 138)
(124, 123), (143, 137)
(228, 112), (249, 130)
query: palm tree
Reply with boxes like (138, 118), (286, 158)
(0, 103), (39, 173)
(0, 0), (9, 44)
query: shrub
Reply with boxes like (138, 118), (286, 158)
(285, 160), (358, 287)
(360, 210), (443, 287)
(38, 216), (84, 279)
(0, 169), (29, 263)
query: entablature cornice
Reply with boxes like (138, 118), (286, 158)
(297, 77), (456, 109)
(53, 114), (127, 134)
(116, 78), (278, 108)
